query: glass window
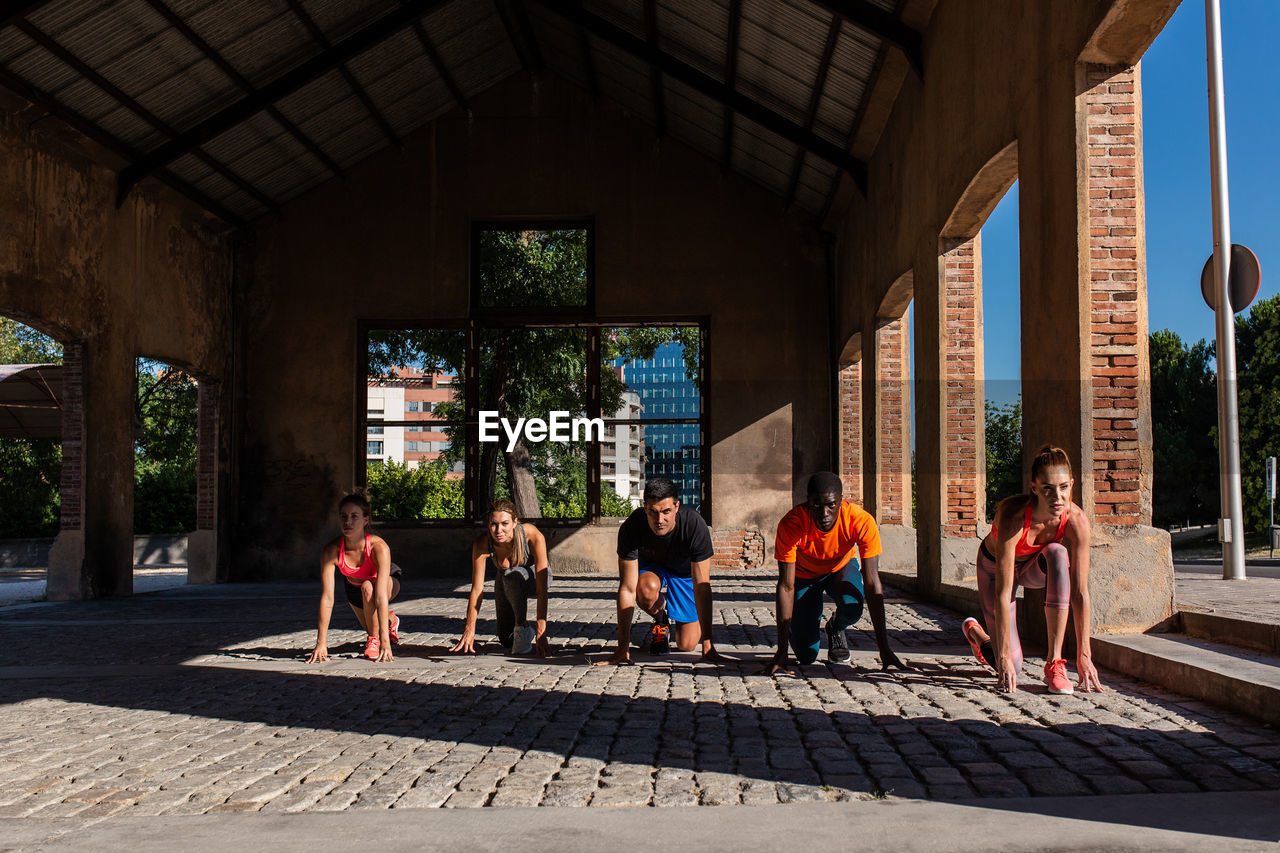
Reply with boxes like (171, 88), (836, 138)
(600, 328), (704, 517)
(365, 328), (466, 520)
(475, 225), (590, 311)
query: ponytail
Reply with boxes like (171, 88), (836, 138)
(1030, 444), (1072, 482)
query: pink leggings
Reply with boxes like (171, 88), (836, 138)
(976, 542), (1071, 670)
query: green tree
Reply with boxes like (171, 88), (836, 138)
(0, 319), (62, 537)
(367, 459), (464, 519)
(985, 397), (1022, 521)
(0, 317), (61, 364)
(1149, 329), (1219, 529)
(1236, 294), (1280, 532)
(133, 361), (198, 534)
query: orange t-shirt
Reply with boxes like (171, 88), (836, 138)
(774, 500), (882, 580)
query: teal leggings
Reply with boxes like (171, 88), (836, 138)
(791, 559), (864, 665)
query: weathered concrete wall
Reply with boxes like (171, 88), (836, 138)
(0, 91), (233, 599)
(242, 73), (829, 579)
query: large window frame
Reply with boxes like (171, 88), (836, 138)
(357, 220), (709, 525)
(357, 317), (709, 526)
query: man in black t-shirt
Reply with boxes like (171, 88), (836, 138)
(597, 478), (730, 664)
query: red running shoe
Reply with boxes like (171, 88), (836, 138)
(363, 634), (381, 660)
(388, 610), (400, 645)
(961, 617), (989, 666)
(1044, 658), (1074, 694)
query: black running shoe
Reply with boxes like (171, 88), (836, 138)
(825, 617), (850, 663)
(649, 606), (671, 655)
(648, 621), (670, 655)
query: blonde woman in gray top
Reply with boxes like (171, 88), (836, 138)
(450, 499), (552, 656)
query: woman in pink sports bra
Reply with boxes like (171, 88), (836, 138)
(307, 490), (402, 663)
(961, 445), (1105, 695)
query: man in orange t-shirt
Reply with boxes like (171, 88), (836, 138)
(765, 471), (909, 674)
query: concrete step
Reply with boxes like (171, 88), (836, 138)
(1093, 631), (1280, 727)
(1178, 609), (1280, 657)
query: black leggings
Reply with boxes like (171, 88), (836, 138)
(494, 566), (539, 647)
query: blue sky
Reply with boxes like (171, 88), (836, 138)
(978, 0), (1280, 408)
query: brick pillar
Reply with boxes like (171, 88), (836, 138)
(837, 360), (862, 503)
(877, 313), (911, 526)
(188, 380), (219, 584)
(942, 236), (985, 536)
(47, 341), (85, 599)
(1085, 63), (1150, 525)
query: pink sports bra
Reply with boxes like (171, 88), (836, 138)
(337, 534), (378, 581)
(1012, 505), (1069, 558)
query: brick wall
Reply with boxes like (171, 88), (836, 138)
(838, 361), (862, 503)
(58, 341), (84, 532)
(942, 236), (984, 536)
(710, 528), (767, 573)
(877, 315), (911, 526)
(1085, 64), (1145, 525)
(197, 381), (218, 531)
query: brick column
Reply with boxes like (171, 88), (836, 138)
(942, 236), (985, 536)
(877, 313), (911, 526)
(1085, 63), (1149, 525)
(837, 361), (862, 503)
(197, 381), (217, 531)
(47, 341), (85, 600)
(188, 379), (220, 584)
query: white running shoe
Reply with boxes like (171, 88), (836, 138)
(511, 625), (535, 655)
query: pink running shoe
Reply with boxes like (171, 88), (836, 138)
(961, 617), (988, 666)
(1044, 658), (1074, 694)
(363, 634), (381, 660)
(388, 610), (400, 645)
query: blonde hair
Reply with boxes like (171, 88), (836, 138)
(488, 499), (525, 566)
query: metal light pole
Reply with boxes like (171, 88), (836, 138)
(1204, 0), (1246, 580)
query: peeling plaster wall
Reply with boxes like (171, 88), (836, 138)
(243, 73), (830, 579)
(0, 92), (233, 598)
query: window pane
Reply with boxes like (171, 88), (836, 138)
(645, 425), (702, 511)
(478, 327), (590, 518)
(367, 431), (465, 520)
(477, 228), (589, 309)
(366, 328), (466, 519)
(600, 424), (644, 517)
(603, 329), (702, 420)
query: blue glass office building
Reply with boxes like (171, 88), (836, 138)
(616, 340), (702, 509)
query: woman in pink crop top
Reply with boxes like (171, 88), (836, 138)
(307, 490), (402, 663)
(961, 445), (1105, 696)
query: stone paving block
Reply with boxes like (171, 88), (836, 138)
(2, 576), (1280, 817)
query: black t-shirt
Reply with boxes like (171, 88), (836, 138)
(616, 505), (714, 580)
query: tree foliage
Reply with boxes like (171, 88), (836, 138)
(0, 317), (61, 364)
(367, 459), (464, 520)
(0, 320), (61, 537)
(985, 397), (1022, 521)
(1236, 295), (1280, 532)
(367, 229), (699, 520)
(1150, 328), (1219, 528)
(133, 360), (198, 534)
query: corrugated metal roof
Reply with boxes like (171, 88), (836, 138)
(0, 0), (913, 222)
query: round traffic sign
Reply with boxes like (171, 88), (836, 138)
(1201, 244), (1262, 313)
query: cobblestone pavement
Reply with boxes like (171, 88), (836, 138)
(1, 573), (1278, 821)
